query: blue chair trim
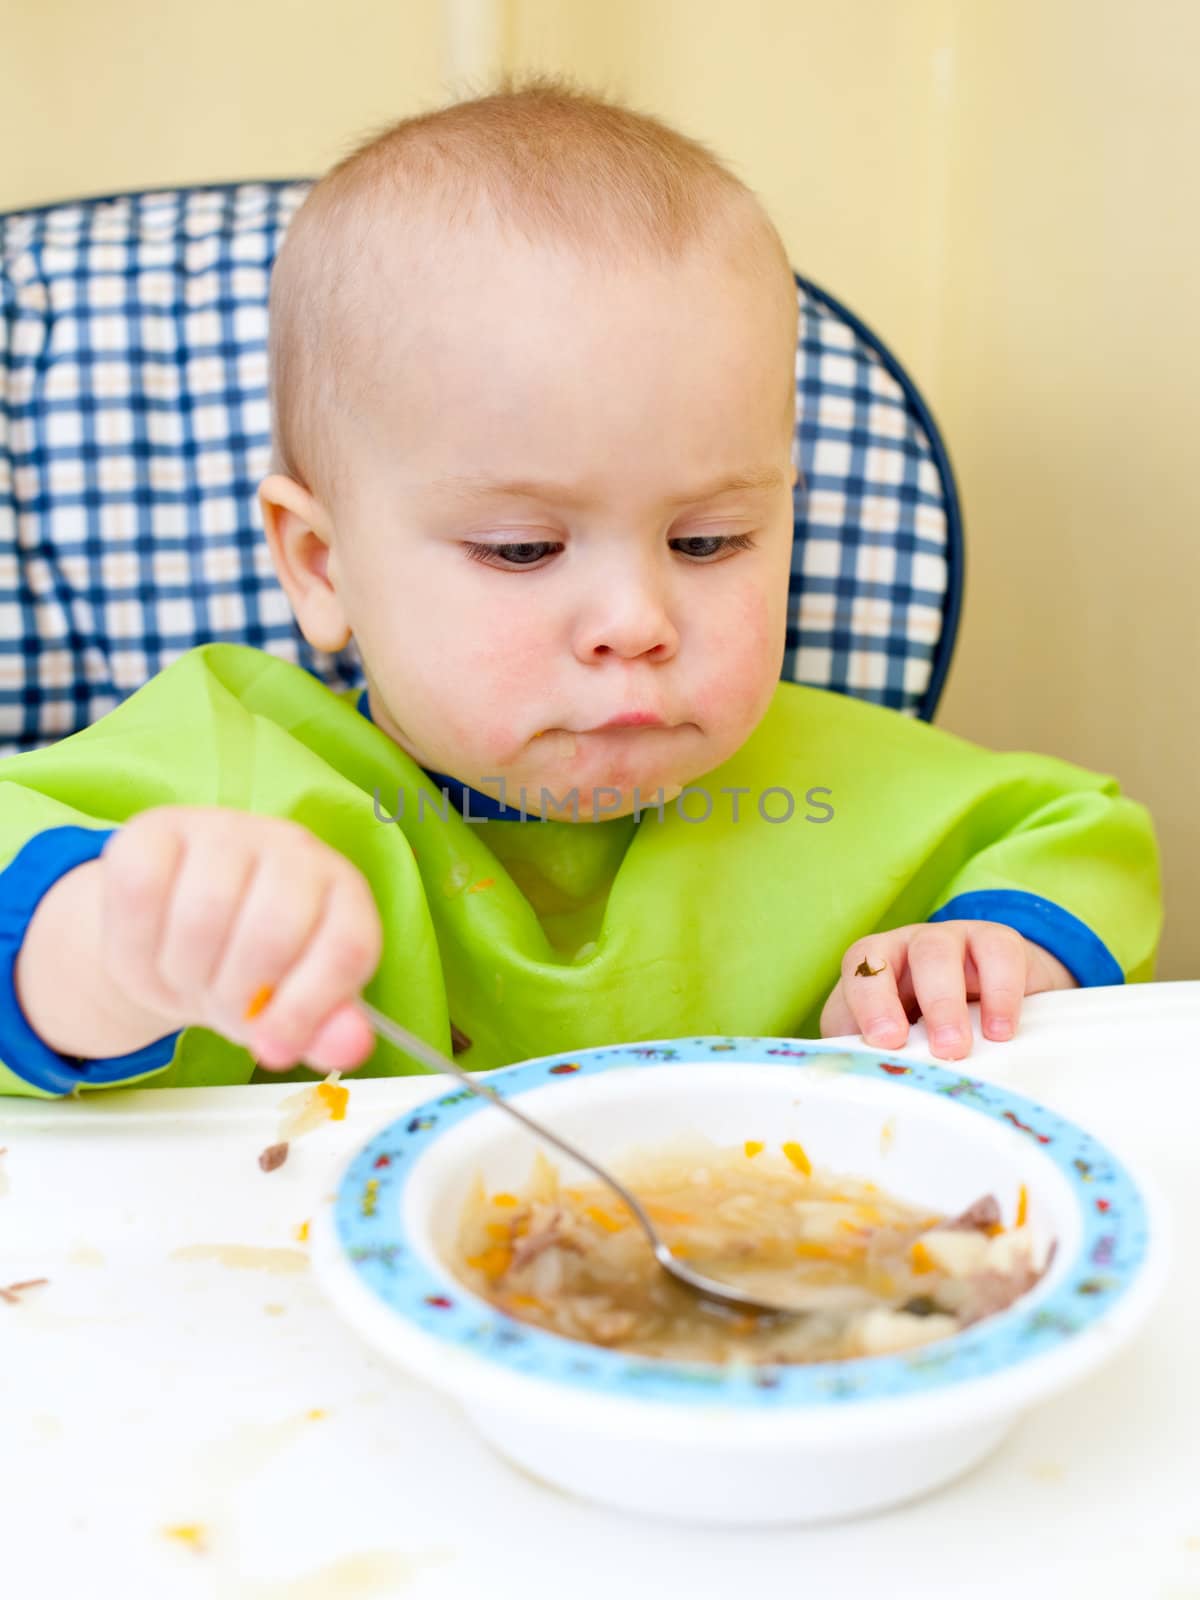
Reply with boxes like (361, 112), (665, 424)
(794, 274), (965, 723)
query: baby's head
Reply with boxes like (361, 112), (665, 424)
(260, 77), (799, 821)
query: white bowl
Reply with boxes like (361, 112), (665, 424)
(313, 1038), (1168, 1525)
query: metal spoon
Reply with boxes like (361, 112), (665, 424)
(357, 1000), (822, 1318)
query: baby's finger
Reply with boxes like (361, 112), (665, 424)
(907, 924), (972, 1059)
(100, 819), (188, 1018)
(300, 1003), (377, 1073)
(247, 872), (382, 1069)
(156, 833), (257, 1006)
(819, 980), (854, 1039)
(968, 923), (1028, 1042)
(839, 934), (910, 1050)
(206, 851), (330, 1043)
(241, 992), (373, 1074)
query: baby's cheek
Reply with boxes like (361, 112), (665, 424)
(699, 586), (782, 727)
(455, 633), (553, 763)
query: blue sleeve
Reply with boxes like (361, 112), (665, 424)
(928, 889), (1124, 988)
(0, 826), (182, 1094)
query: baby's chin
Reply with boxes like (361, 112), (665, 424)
(508, 781), (685, 823)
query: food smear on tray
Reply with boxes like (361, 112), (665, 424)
(451, 1139), (1050, 1363)
(276, 1073), (350, 1142)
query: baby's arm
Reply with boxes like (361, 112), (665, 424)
(15, 851), (168, 1061)
(0, 644), (402, 1096)
(14, 806), (382, 1073)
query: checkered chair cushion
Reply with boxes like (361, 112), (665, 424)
(0, 180), (963, 757)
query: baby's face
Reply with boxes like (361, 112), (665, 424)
(310, 228), (796, 820)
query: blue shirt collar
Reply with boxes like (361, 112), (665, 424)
(356, 687), (526, 821)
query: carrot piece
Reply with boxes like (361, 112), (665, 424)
(794, 1238), (861, 1263)
(1016, 1183), (1029, 1228)
(744, 1140), (765, 1158)
(910, 1240), (937, 1274)
(243, 984), (274, 1021)
(163, 1523), (207, 1551)
(585, 1205), (626, 1233)
(782, 1140), (812, 1177)
(466, 1244), (512, 1279)
(643, 1202), (696, 1225)
(316, 1079), (349, 1121)
(490, 1192), (519, 1207)
(793, 1239), (837, 1260)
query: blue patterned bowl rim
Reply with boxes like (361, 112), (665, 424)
(329, 1039), (1151, 1411)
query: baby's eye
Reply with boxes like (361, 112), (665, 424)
(464, 541), (562, 570)
(464, 531), (757, 571)
(669, 532), (757, 561)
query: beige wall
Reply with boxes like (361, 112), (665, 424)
(2, 0), (1195, 976)
(932, 0), (1200, 984)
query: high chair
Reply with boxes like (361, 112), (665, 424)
(0, 179), (963, 756)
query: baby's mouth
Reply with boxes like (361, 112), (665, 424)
(536, 721), (690, 739)
(535, 729), (578, 758)
(536, 721), (697, 761)
(532, 726), (675, 761)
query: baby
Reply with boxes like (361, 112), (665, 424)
(0, 80), (1162, 1098)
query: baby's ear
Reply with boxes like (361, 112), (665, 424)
(258, 473), (352, 652)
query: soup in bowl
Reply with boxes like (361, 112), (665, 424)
(452, 1139), (1047, 1363)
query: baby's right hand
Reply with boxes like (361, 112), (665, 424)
(99, 806), (383, 1073)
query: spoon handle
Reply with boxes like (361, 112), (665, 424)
(356, 1003), (834, 1319)
(356, 1001), (662, 1243)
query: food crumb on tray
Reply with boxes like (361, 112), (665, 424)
(258, 1141), (289, 1172)
(0, 1277), (48, 1306)
(169, 1244), (309, 1275)
(276, 1073), (350, 1143)
(162, 1523), (207, 1554)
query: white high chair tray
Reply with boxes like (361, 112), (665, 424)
(2, 982), (1198, 1600)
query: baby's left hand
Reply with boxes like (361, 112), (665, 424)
(820, 920), (1079, 1060)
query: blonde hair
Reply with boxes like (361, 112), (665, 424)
(267, 74), (795, 509)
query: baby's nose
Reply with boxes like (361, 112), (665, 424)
(588, 636), (673, 662)
(574, 576), (680, 663)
